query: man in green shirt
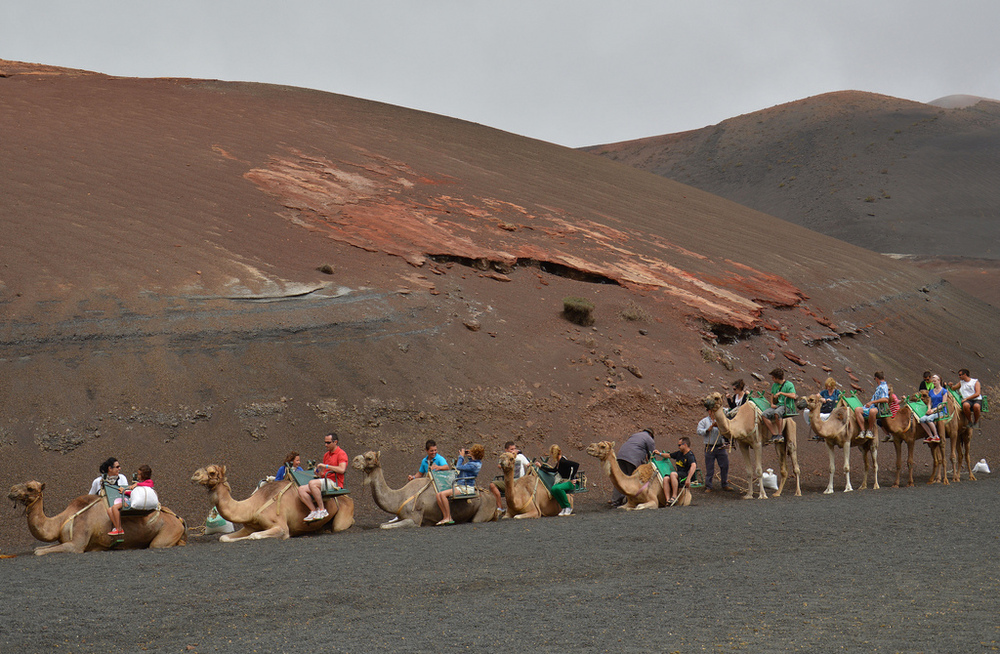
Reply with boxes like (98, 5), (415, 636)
(762, 368), (796, 444)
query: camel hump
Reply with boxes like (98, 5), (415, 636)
(636, 463), (655, 483)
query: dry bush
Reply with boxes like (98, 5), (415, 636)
(563, 297), (595, 326)
(619, 300), (650, 323)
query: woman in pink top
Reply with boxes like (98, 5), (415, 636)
(107, 464), (157, 536)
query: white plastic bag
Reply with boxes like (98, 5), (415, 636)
(972, 459), (991, 474)
(762, 468), (779, 490)
(127, 486), (159, 510)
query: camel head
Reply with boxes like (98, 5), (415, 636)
(498, 451), (514, 472)
(585, 441), (615, 460)
(191, 464), (227, 489)
(804, 394), (823, 411)
(8, 480), (44, 506)
(352, 451), (381, 475)
(703, 392), (724, 411)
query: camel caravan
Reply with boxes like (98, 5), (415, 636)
(7, 368), (989, 555)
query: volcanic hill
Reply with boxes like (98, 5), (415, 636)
(584, 91), (1000, 305)
(1, 62), (997, 551)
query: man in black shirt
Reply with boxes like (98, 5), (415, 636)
(656, 437), (697, 505)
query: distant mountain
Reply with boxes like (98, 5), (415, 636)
(584, 91), (1000, 261)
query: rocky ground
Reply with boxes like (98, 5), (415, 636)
(2, 472), (996, 653)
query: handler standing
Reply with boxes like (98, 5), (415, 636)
(699, 407), (730, 492)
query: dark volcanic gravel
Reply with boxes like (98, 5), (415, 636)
(2, 477), (998, 653)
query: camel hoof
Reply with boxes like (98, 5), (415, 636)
(844, 488), (853, 493)
(823, 489), (834, 495)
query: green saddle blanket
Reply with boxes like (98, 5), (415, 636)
(650, 456), (676, 480)
(907, 400), (928, 419)
(430, 470), (457, 492)
(535, 467), (557, 491)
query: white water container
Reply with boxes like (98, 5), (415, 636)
(205, 507), (235, 534)
(762, 468), (779, 490)
(973, 459), (991, 474)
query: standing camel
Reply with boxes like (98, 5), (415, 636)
(876, 395), (923, 488)
(704, 392), (801, 499)
(803, 395), (876, 493)
(351, 451), (498, 527)
(585, 441), (665, 509)
(938, 392), (976, 482)
(8, 480), (187, 555)
(191, 464), (354, 541)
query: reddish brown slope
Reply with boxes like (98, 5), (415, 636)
(1, 64), (997, 551)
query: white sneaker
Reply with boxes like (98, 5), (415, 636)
(304, 510), (318, 521)
(316, 509), (329, 520)
(559, 507), (572, 516)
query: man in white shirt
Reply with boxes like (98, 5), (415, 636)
(952, 368), (983, 427)
(490, 441), (531, 515)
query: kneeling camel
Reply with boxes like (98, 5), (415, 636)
(8, 480), (187, 555)
(191, 464), (354, 541)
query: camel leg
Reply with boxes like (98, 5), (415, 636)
(34, 540), (88, 555)
(961, 435), (976, 481)
(824, 442), (836, 494)
(905, 439), (915, 487)
(842, 442), (854, 493)
(381, 517), (418, 529)
(773, 443), (788, 498)
(892, 436), (913, 488)
(787, 428), (801, 497)
(220, 526), (259, 542)
(247, 523), (290, 540)
(330, 498), (355, 532)
(871, 438), (879, 490)
(948, 436), (961, 483)
(752, 442), (767, 500)
(738, 444), (755, 499)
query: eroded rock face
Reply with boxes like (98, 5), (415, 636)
(246, 148), (805, 331)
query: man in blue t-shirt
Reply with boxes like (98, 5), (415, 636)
(853, 371), (888, 441)
(408, 439), (449, 481)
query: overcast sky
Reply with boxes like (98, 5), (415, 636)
(3, 1), (999, 147)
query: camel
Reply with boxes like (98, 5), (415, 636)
(803, 395), (876, 493)
(351, 451), (498, 528)
(938, 392), (976, 482)
(871, 394), (925, 488)
(191, 464), (354, 541)
(8, 480), (187, 555)
(704, 392), (801, 499)
(498, 451), (565, 518)
(585, 441), (667, 509)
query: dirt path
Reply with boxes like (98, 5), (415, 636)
(2, 475), (997, 652)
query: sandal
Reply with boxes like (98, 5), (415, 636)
(435, 519), (454, 526)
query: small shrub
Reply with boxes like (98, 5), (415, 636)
(563, 297), (595, 326)
(619, 300), (650, 323)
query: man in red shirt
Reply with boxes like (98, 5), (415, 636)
(300, 433), (348, 522)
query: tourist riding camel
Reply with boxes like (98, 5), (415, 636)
(352, 451), (498, 527)
(496, 450), (563, 518)
(654, 437), (697, 504)
(762, 368), (797, 444)
(802, 377), (842, 441)
(299, 434), (349, 522)
(951, 368), (983, 427)
(704, 391), (801, 498)
(436, 444), (484, 525)
(9, 480), (186, 555)
(533, 445), (579, 516)
(489, 441), (532, 516)
(191, 463), (354, 540)
(107, 464), (158, 537)
(804, 394), (876, 493)
(853, 371), (889, 440)
(88, 457), (128, 495)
